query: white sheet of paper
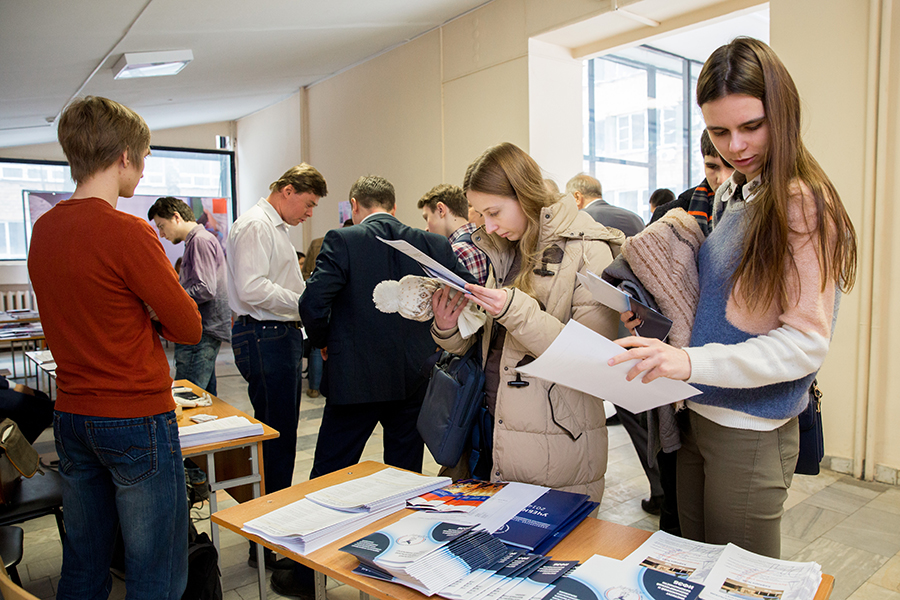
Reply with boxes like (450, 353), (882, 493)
(515, 320), (701, 412)
(576, 270), (631, 312)
(377, 236), (471, 294)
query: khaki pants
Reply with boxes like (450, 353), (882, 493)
(677, 409), (799, 558)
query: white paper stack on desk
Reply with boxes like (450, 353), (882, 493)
(623, 531), (822, 600)
(305, 467), (450, 512)
(243, 499), (397, 555)
(241, 468), (451, 555)
(178, 415), (263, 448)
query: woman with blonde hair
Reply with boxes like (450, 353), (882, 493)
(611, 38), (857, 557)
(431, 142), (623, 501)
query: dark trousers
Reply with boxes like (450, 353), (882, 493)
(617, 406), (664, 498)
(657, 448), (680, 535)
(309, 383), (427, 479)
(231, 319), (304, 494)
(0, 388), (53, 443)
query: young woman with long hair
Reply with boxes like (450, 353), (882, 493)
(610, 37), (857, 558)
(431, 142), (623, 501)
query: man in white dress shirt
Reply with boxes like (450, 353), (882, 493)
(226, 164), (327, 538)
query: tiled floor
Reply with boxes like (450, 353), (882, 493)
(10, 344), (900, 600)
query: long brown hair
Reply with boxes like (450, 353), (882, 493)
(463, 142), (556, 295)
(697, 37), (857, 310)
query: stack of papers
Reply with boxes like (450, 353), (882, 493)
(241, 468), (453, 556)
(442, 550), (577, 600)
(623, 531), (822, 600)
(305, 467), (450, 512)
(178, 415), (263, 448)
(243, 499), (396, 555)
(492, 489), (597, 554)
(341, 513), (509, 595)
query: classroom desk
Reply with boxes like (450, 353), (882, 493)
(0, 310), (40, 325)
(23, 350), (55, 398)
(211, 461), (835, 600)
(175, 379), (279, 597)
(1, 330), (45, 379)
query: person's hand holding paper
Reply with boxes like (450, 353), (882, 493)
(609, 335), (692, 383)
(462, 283), (508, 317)
(514, 320), (700, 413)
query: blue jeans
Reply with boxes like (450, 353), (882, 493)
(232, 319), (304, 493)
(307, 342), (323, 392)
(53, 410), (188, 600)
(174, 333), (222, 395)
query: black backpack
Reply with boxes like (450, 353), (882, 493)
(182, 523), (223, 600)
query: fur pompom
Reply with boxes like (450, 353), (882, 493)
(373, 280), (401, 313)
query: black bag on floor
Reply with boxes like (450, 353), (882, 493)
(182, 523), (223, 600)
(795, 380), (824, 476)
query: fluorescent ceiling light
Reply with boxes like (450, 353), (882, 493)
(113, 50), (193, 79)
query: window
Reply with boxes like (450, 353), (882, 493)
(583, 45), (705, 222)
(0, 147), (235, 261)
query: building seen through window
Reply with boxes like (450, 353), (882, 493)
(583, 45), (705, 222)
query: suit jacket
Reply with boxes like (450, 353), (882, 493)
(583, 198), (645, 237)
(298, 213), (476, 405)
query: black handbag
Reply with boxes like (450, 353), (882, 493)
(417, 344), (485, 467)
(795, 380), (824, 475)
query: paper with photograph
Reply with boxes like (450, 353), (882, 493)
(698, 544), (821, 600)
(623, 531), (724, 584)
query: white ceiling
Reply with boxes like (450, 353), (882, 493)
(0, 0), (492, 148)
(0, 0), (769, 150)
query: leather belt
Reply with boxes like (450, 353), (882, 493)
(236, 315), (302, 329)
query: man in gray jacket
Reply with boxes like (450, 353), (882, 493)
(149, 196), (230, 394)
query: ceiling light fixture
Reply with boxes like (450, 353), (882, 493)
(113, 50), (193, 80)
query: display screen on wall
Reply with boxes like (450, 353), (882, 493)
(24, 192), (229, 268)
(0, 146), (235, 261)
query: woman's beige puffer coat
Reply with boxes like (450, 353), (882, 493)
(433, 194), (623, 502)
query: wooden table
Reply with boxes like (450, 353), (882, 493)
(175, 380), (279, 599)
(211, 461), (835, 600)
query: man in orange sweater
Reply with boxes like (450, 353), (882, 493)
(28, 96), (202, 600)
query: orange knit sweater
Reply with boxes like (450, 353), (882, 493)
(28, 197), (202, 418)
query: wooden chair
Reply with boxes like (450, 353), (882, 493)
(0, 525), (24, 585)
(0, 469), (65, 545)
(0, 560), (39, 600)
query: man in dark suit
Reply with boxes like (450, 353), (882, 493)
(566, 173), (645, 237)
(299, 175), (475, 479)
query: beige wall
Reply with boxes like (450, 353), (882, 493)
(528, 38), (584, 188)
(234, 92), (305, 250)
(770, 0), (900, 482)
(305, 31), (444, 239)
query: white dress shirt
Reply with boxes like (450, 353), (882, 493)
(226, 198), (304, 321)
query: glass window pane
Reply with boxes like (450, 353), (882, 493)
(583, 46), (705, 220)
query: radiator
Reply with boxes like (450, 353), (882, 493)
(1, 290), (34, 312)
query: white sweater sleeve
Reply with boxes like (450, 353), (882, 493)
(684, 324), (829, 388)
